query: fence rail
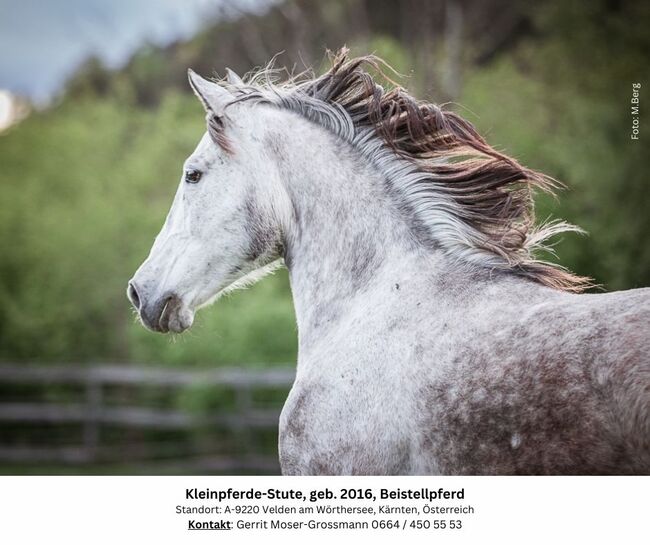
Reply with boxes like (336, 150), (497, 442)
(0, 364), (295, 473)
(0, 364), (295, 386)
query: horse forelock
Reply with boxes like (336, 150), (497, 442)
(220, 49), (592, 292)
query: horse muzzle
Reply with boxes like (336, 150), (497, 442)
(127, 281), (194, 333)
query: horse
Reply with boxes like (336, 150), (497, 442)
(127, 51), (650, 475)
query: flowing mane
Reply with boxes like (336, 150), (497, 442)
(220, 50), (591, 292)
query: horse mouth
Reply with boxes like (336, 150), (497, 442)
(140, 294), (194, 334)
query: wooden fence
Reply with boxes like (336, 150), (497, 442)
(0, 364), (294, 474)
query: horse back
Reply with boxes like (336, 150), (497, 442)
(420, 285), (650, 474)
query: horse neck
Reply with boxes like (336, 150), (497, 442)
(280, 133), (432, 341)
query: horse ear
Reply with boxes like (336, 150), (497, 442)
(225, 68), (244, 86)
(187, 69), (231, 116)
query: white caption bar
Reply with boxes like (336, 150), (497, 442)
(0, 476), (647, 544)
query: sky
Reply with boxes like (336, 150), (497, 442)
(0, 0), (271, 104)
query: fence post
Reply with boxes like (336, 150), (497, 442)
(235, 384), (254, 463)
(83, 377), (102, 462)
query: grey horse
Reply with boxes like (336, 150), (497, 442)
(128, 52), (650, 475)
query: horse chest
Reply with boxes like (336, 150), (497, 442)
(278, 378), (416, 475)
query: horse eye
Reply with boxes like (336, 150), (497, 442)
(185, 169), (202, 184)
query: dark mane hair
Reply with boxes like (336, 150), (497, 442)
(229, 49), (592, 292)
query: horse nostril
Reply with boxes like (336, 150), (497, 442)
(128, 282), (141, 310)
